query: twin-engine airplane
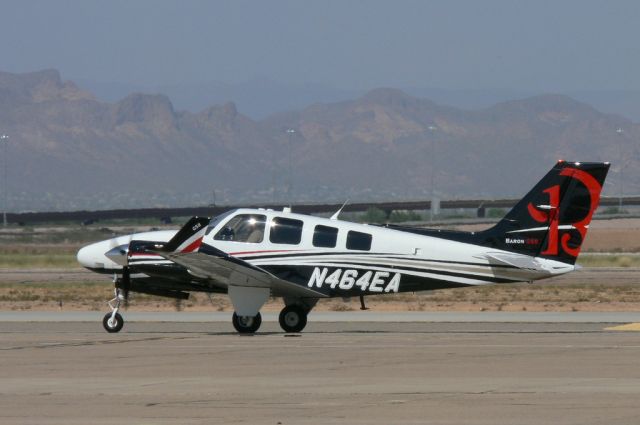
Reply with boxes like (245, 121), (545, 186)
(78, 161), (609, 334)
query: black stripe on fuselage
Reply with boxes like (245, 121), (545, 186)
(234, 251), (518, 270)
(260, 264), (474, 296)
(83, 266), (121, 274)
(257, 260), (520, 284)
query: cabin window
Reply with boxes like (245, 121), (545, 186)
(313, 225), (338, 248)
(270, 217), (303, 245)
(346, 230), (372, 251)
(214, 214), (266, 243)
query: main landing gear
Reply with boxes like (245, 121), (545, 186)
(229, 302), (314, 334)
(276, 298), (316, 333)
(230, 306), (309, 334)
(278, 305), (308, 333)
(232, 312), (262, 333)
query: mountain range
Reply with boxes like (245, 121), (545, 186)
(76, 77), (640, 123)
(0, 69), (637, 211)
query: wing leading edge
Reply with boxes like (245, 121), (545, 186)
(156, 245), (327, 299)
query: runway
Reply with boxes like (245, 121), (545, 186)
(4, 310), (640, 323)
(1, 318), (640, 424)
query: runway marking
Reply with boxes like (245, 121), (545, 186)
(119, 343), (640, 350)
(0, 335), (198, 351)
(605, 323), (640, 331)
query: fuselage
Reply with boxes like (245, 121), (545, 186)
(78, 208), (574, 297)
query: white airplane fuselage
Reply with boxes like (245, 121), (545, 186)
(78, 208), (573, 298)
(77, 161), (609, 333)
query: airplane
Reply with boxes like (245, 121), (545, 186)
(77, 160), (609, 334)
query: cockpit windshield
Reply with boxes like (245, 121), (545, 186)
(204, 210), (235, 236)
(214, 214), (267, 243)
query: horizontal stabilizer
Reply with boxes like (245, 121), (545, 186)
(482, 252), (547, 272)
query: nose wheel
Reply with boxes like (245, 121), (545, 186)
(103, 287), (126, 333)
(103, 311), (124, 333)
(279, 305), (308, 333)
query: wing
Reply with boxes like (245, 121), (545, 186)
(158, 247), (327, 299)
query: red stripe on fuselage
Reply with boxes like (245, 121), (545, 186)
(229, 249), (300, 256)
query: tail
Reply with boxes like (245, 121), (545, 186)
(162, 216), (211, 252)
(128, 216), (211, 261)
(478, 161), (610, 265)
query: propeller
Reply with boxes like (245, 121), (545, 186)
(121, 266), (131, 304)
(105, 234), (133, 267)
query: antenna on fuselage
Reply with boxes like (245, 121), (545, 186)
(359, 295), (369, 310)
(330, 199), (349, 220)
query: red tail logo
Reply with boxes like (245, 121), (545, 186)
(527, 168), (603, 257)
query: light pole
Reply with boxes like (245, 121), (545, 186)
(427, 125), (437, 222)
(0, 134), (8, 226)
(286, 128), (295, 205)
(616, 128), (624, 212)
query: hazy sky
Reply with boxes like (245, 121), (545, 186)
(1, 0), (639, 91)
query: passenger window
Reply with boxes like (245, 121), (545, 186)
(346, 231), (372, 251)
(270, 217), (303, 245)
(313, 225), (338, 248)
(214, 214), (266, 243)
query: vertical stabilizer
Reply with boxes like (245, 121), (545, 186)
(478, 161), (609, 264)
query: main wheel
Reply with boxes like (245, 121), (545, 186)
(279, 305), (308, 333)
(232, 312), (262, 333)
(102, 312), (124, 333)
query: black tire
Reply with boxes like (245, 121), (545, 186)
(279, 305), (308, 333)
(232, 312), (262, 333)
(102, 312), (124, 333)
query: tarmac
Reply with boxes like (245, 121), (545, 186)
(3, 310), (640, 323)
(2, 313), (640, 424)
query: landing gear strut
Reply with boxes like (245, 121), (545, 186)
(279, 305), (308, 333)
(103, 288), (125, 333)
(102, 267), (130, 333)
(232, 312), (262, 333)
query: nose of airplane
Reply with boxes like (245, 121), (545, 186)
(77, 240), (123, 271)
(77, 243), (103, 270)
(105, 245), (129, 266)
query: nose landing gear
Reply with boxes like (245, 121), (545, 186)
(103, 288), (125, 333)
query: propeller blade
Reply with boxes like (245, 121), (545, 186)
(122, 266), (131, 301)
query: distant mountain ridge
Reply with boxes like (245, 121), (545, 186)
(0, 69), (637, 211)
(76, 76), (640, 123)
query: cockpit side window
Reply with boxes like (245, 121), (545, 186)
(214, 214), (266, 243)
(270, 217), (303, 245)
